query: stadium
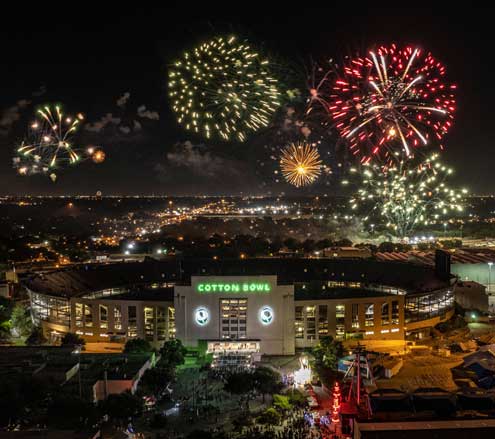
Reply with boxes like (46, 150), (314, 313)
(24, 256), (455, 356)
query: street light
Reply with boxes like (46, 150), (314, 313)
(488, 262), (493, 294)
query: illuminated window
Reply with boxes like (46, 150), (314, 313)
(318, 305), (328, 335)
(295, 306), (304, 339)
(381, 302), (390, 326)
(157, 306), (167, 341)
(30, 294), (70, 327)
(220, 299), (247, 339)
(128, 306), (137, 338)
(365, 304), (374, 327)
(306, 306), (316, 340)
(144, 306), (155, 341)
(99, 305), (108, 329)
(75, 303), (83, 327)
(114, 305), (122, 330)
(405, 289), (454, 323)
(391, 300), (399, 325)
(84, 304), (93, 327)
(336, 305), (345, 340)
(168, 307), (176, 339)
(351, 303), (359, 329)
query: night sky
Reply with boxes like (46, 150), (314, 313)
(1, 6), (492, 195)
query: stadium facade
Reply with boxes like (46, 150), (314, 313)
(25, 257), (456, 354)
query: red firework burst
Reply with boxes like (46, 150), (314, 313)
(329, 44), (457, 164)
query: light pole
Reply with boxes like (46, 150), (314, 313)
(488, 262), (493, 294)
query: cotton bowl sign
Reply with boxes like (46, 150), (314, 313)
(196, 281), (271, 293)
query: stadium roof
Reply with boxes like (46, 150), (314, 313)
(376, 249), (495, 265)
(104, 286), (174, 302)
(23, 256), (450, 298)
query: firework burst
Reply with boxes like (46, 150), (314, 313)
(88, 147), (106, 164)
(168, 36), (281, 142)
(280, 142), (322, 187)
(329, 45), (456, 164)
(14, 105), (85, 178)
(305, 59), (336, 116)
(349, 153), (467, 237)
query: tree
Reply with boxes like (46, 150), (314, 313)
(149, 413), (168, 429)
(377, 241), (396, 253)
(61, 332), (85, 347)
(315, 239), (333, 250)
(225, 371), (254, 395)
(0, 375), (49, 427)
(224, 371), (255, 409)
(0, 297), (13, 341)
(99, 391), (143, 421)
(312, 335), (344, 372)
(441, 239), (463, 249)
(139, 367), (173, 396)
(124, 338), (153, 354)
(283, 238), (299, 252)
(47, 394), (97, 429)
(231, 412), (253, 431)
(335, 238), (353, 247)
(187, 430), (213, 439)
(302, 239), (316, 254)
(10, 304), (33, 338)
(252, 367), (282, 402)
(25, 326), (47, 345)
(0, 380), (24, 426)
(377, 241), (412, 253)
(159, 339), (187, 368)
(287, 389), (306, 407)
(272, 394), (292, 411)
(257, 407), (281, 425)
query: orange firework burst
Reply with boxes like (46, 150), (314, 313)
(92, 149), (106, 163)
(280, 142), (322, 187)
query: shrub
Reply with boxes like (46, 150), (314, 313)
(257, 407), (281, 425)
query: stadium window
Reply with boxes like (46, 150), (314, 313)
(99, 305), (108, 329)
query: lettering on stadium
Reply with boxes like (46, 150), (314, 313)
(196, 283), (271, 293)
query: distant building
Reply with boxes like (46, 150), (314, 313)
(0, 346), (155, 403)
(455, 280), (488, 312)
(375, 249), (495, 288)
(354, 419), (495, 438)
(0, 267), (18, 298)
(322, 247), (372, 259)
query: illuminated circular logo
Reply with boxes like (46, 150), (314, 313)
(195, 307), (210, 326)
(259, 306), (274, 325)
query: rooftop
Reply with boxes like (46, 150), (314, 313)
(104, 286), (174, 302)
(376, 249), (495, 265)
(294, 287), (395, 301)
(23, 257), (450, 298)
(0, 346), (154, 399)
(357, 419), (495, 431)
